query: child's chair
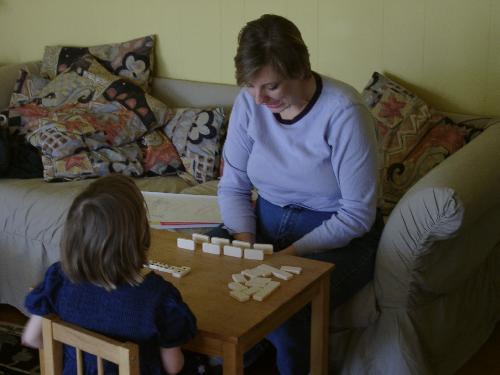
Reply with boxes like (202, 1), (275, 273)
(40, 314), (139, 375)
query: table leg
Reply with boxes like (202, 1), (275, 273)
(222, 342), (244, 375)
(310, 273), (330, 375)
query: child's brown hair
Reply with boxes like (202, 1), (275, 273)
(60, 174), (150, 290)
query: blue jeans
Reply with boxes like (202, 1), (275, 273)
(209, 197), (384, 375)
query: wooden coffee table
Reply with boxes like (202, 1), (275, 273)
(149, 229), (334, 375)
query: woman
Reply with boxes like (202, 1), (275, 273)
(215, 14), (383, 375)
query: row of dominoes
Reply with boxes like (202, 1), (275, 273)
(144, 261), (191, 278)
(177, 234), (274, 261)
(228, 264), (302, 302)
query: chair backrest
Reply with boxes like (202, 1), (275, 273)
(41, 314), (139, 375)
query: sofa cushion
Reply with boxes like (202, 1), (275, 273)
(11, 57), (183, 181)
(362, 72), (481, 215)
(141, 130), (184, 176)
(180, 179), (219, 195)
(3, 64), (47, 178)
(9, 63), (49, 108)
(375, 186), (464, 307)
(332, 282), (379, 330)
(40, 35), (155, 92)
(164, 107), (227, 183)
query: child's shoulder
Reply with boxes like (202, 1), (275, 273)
(25, 262), (66, 316)
(46, 261), (63, 274)
(42, 262), (66, 285)
(142, 272), (181, 298)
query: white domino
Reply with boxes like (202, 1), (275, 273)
(241, 268), (264, 279)
(177, 238), (195, 251)
(192, 233), (210, 243)
(230, 290), (250, 302)
(211, 237), (230, 245)
(244, 248), (264, 260)
(228, 282), (247, 291)
(242, 285), (262, 296)
(253, 280), (281, 301)
(172, 266), (191, 278)
(232, 273), (247, 283)
(280, 265), (302, 275)
(245, 277), (271, 287)
(145, 262), (191, 278)
(272, 269), (293, 280)
(256, 264), (293, 280)
(231, 240), (251, 249)
(165, 265), (178, 274)
(253, 243), (274, 255)
(202, 242), (221, 255)
(145, 261), (170, 273)
(254, 264), (276, 277)
(223, 245), (243, 258)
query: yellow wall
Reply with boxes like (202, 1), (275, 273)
(0, 0), (498, 115)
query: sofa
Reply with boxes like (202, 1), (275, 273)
(1, 61), (499, 375)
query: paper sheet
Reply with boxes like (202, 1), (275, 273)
(142, 191), (221, 229)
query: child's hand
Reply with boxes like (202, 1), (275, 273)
(160, 346), (184, 374)
(22, 315), (43, 349)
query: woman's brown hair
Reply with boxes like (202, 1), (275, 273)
(234, 14), (312, 86)
(60, 174), (150, 290)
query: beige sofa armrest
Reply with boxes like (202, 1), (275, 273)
(375, 124), (500, 307)
(408, 124), (500, 227)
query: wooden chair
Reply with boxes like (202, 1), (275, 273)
(40, 314), (139, 375)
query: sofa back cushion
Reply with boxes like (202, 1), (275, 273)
(164, 107), (227, 183)
(40, 36), (155, 93)
(8, 57), (184, 181)
(362, 72), (482, 216)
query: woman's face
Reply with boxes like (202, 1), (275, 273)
(245, 65), (303, 114)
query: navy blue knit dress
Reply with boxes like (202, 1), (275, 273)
(25, 262), (197, 375)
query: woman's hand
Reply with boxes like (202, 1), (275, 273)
(276, 245), (297, 256)
(233, 232), (255, 244)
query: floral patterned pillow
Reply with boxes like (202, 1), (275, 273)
(10, 56), (183, 181)
(362, 72), (481, 215)
(42, 145), (145, 181)
(9, 64), (49, 108)
(5, 65), (48, 178)
(141, 129), (184, 175)
(40, 35), (155, 92)
(163, 107), (226, 183)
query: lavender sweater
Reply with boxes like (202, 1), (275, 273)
(218, 74), (378, 255)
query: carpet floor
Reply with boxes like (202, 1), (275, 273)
(0, 322), (39, 375)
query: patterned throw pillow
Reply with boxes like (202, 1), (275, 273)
(9, 63), (49, 108)
(5, 64), (48, 178)
(362, 72), (481, 215)
(141, 129), (184, 175)
(42, 145), (145, 181)
(164, 107), (226, 183)
(8, 64), (50, 134)
(40, 35), (155, 92)
(10, 57), (182, 181)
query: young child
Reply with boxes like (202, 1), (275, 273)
(22, 174), (197, 374)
